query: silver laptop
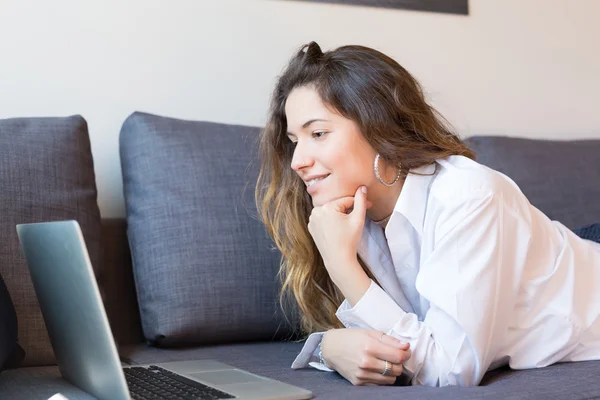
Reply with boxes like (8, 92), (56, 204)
(16, 220), (313, 400)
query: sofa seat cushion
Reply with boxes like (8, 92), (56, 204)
(119, 112), (298, 348)
(3, 343), (600, 400)
(118, 342), (600, 399)
(0, 116), (103, 366)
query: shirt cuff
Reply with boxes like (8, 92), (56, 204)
(336, 280), (407, 332)
(335, 300), (360, 328)
(291, 332), (333, 371)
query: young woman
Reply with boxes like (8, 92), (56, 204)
(255, 41), (600, 387)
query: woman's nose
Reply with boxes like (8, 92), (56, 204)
(290, 141), (314, 172)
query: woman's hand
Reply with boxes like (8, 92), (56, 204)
(308, 186), (369, 270)
(308, 186), (373, 304)
(321, 328), (411, 386)
(308, 186), (374, 304)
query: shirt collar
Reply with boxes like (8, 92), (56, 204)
(392, 162), (438, 237)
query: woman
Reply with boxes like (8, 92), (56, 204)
(255, 41), (600, 387)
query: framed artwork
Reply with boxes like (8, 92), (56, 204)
(283, 0), (469, 15)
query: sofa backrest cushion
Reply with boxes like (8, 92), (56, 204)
(0, 116), (103, 366)
(466, 136), (600, 229)
(120, 112), (298, 347)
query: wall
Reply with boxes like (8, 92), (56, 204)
(1, 0), (598, 217)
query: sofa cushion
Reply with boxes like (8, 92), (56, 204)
(466, 136), (600, 229)
(119, 112), (298, 348)
(118, 342), (600, 400)
(573, 223), (600, 243)
(0, 116), (103, 366)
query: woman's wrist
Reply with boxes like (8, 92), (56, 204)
(319, 331), (333, 369)
(318, 341), (329, 368)
(329, 262), (371, 307)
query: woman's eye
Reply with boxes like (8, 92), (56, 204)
(312, 131), (327, 139)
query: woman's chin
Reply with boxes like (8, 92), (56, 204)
(310, 193), (329, 208)
(311, 197), (324, 207)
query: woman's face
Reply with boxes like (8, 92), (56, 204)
(284, 86), (379, 207)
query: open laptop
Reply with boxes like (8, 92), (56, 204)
(16, 220), (313, 400)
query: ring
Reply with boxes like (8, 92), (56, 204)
(381, 360), (392, 376)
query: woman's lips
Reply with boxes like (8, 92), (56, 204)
(306, 175), (329, 195)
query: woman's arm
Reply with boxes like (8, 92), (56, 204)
(337, 190), (530, 386)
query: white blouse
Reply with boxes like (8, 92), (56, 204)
(291, 155), (600, 386)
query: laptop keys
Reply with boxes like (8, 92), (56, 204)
(124, 365), (235, 400)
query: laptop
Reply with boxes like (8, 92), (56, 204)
(16, 220), (313, 400)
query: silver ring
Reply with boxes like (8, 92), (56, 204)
(381, 360), (392, 376)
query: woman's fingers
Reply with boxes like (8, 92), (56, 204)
(368, 330), (409, 349)
(372, 347), (411, 367)
(353, 371), (398, 386)
(358, 356), (405, 376)
(365, 334), (411, 366)
(323, 196), (355, 214)
(355, 331), (411, 384)
(380, 332), (410, 350)
(379, 358), (405, 377)
(376, 346), (410, 365)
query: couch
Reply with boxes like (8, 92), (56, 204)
(1, 112), (599, 400)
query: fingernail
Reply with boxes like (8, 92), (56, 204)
(361, 186), (367, 194)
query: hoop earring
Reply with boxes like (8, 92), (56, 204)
(374, 153), (401, 187)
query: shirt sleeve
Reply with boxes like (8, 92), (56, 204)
(291, 332), (334, 371)
(336, 190), (529, 386)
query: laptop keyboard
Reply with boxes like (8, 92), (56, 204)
(124, 365), (236, 400)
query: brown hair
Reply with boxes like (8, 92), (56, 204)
(255, 41), (475, 335)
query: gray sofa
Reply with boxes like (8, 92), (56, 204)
(1, 112), (600, 400)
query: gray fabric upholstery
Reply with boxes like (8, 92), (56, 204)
(3, 342), (600, 399)
(119, 112), (298, 348)
(0, 116), (103, 366)
(467, 136), (600, 229)
(117, 342), (600, 400)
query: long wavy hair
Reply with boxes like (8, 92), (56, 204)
(255, 41), (475, 336)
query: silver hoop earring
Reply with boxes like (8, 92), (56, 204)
(374, 153), (401, 187)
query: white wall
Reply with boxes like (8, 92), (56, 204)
(1, 0), (599, 218)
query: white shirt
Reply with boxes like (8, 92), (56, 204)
(291, 155), (600, 386)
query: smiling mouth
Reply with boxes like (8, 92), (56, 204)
(306, 174), (330, 187)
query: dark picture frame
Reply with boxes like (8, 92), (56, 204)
(283, 0), (469, 15)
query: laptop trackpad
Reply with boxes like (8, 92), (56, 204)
(189, 370), (266, 385)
